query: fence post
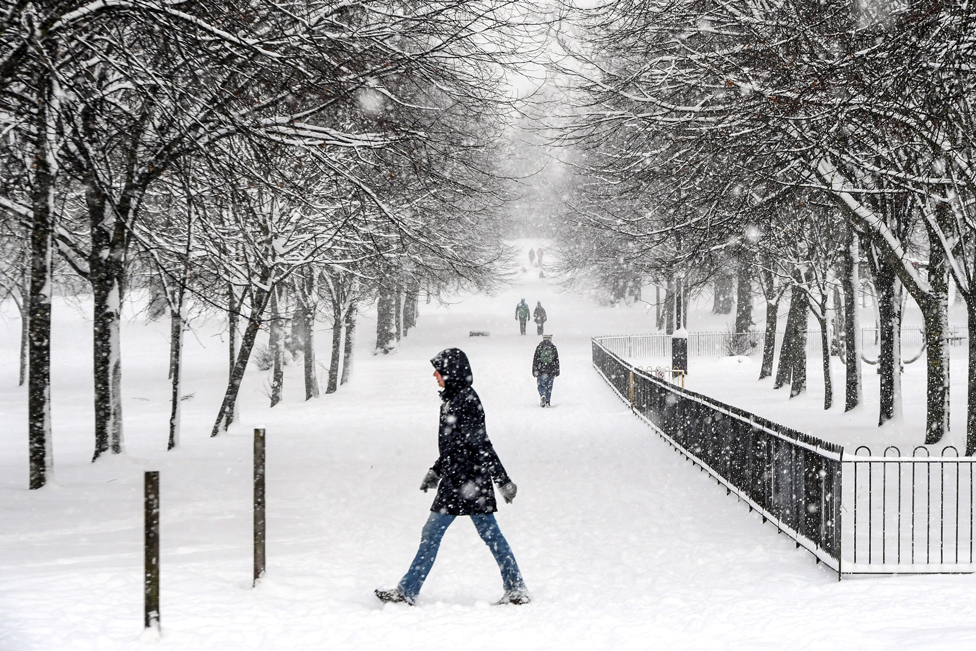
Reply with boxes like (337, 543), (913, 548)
(672, 328), (688, 375)
(837, 449), (843, 581)
(144, 471), (160, 631)
(254, 428), (266, 587)
(629, 370), (635, 411)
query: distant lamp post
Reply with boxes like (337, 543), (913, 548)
(672, 270), (688, 374)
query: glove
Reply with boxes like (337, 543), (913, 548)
(420, 469), (441, 492)
(498, 481), (517, 504)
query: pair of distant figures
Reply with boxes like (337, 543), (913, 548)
(515, 299), (546, 336)
(528, 247), (544, 267)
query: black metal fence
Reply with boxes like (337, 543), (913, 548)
(593, 339), (844, 573)
(846, 446), (976, 573)
(593, 335), (976, 577)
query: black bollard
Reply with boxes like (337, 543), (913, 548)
(254, 428), (266, 587)
(672, 329), (688, 376)
(144, 471), (160, 630)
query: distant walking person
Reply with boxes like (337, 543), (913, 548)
(533, 301), (547, 335)
(515, 299), (530, 335)
(528, 248), (535, 266)
(375, 348), (529, 606)
(536, 248), (544, 267)
(532, 335), (560, 407)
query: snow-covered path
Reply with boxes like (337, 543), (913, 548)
(4, 255), (976, 649)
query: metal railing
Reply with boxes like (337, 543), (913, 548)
(597, 326), (966, 360)
(593, 337), (844, 573)
(846, 446), (976, 574)
(593, 335), (976, 578)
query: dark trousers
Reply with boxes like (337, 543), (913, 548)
(536, 322), (544, 335)
(518, 318), (527, 335)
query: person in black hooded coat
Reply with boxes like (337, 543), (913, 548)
(375, 348), (529, 606)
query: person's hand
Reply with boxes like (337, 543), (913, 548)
(498, 481), (517, 504)
(420, 469), (441, 492)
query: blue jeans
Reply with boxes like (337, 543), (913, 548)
(537, 374), (554, 402)
(398, 512), (525, 601)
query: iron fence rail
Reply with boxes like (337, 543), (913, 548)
(596, 327), (966, 360)
(593, 338), (844, 573)
(845, 447), (976, 574)
(592, 335), (976, 577)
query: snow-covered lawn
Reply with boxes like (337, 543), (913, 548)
(632, 321), (971, 455)
(3, 259), (976, 650)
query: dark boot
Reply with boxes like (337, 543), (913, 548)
(496, 589), (531, 605)
(375, 588), (414, 606)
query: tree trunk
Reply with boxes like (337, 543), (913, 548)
(922, 306), (950, 445)
(394, 280), (403, 342)
(921, 222), (951, 445)
(775, 283), (805, 390)
(734, 262), (753, 334)
(90, 254), (125, 459)
(664, 279), (675, 335)
(841, 225), (862, 411)
(403, 280), (419, 336)
(302, 299), (319, 400)
(85, 180), (129, 461)
(681, 287), (690, 329)
(402, 294), (413, 337)
(327, 307), (342, 394)
(966, 302), (976, 455)
(712, 273), (734, 314)
(225, 283), (238, 430)
(167, 307), (184, 450)
(875, 256), (903, 426)
(819, 309), (832, 409)
(759, 308), (779, 380)
(341, 301), (356, 385)
(212, 284), (271, 436)
(655, 285), (662, 330)
(269, 287), (285, 408)
(774, 302), (795, 388)
(375, 284), (397, 354)
(790, 296), (808, 398)
(759, 269), (779, 380)
(28, 72), (56, 488)
(228, 283), (238, 383)
(18, 288), (28, 387)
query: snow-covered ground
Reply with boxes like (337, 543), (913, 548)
(3, 246), (976, 650)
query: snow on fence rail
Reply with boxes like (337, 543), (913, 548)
(596, 327), (965, 359)
(592, 336), (976, 578)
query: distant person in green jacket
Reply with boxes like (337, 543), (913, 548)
(515, 299), (530, 335)
(533, 301), (547, 335)
(532, 335), (560, 407)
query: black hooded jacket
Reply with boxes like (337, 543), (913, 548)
(429, 348), (510, 515)
(532, 340), (560, 377)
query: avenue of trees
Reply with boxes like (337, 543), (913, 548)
(552, 0), (976, 452)
(0, 1), (537, 489)
(9, 0), (976, 488)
